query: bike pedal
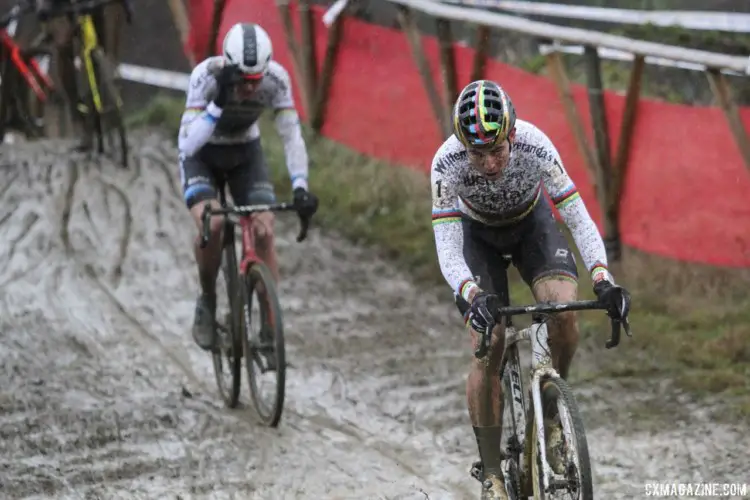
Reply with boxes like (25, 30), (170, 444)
(469, 460), (483, 482)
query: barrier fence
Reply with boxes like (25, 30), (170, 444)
(183, 0), (750, 268)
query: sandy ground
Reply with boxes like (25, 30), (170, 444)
(0, 131), (748, 499)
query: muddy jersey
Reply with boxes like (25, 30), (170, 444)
(431, 119), (612, 301)
(177, 56), (308, 190)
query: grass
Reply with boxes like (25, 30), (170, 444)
(129, 96), (750, 419)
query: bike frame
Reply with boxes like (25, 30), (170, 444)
(0, 7), (54, 102)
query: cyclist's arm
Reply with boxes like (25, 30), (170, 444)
(271, 65), (309, 191)
(177, 64), (221, 157)
(539, 133), (614, 284)
(431, 149), (480, 302)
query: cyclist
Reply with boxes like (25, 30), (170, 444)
(177, 22), (318, 351)
(431, 80), (630, 499)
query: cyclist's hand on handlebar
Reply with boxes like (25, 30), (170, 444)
(594, 280), (631, 321)
(468, 290), (500, 336)
(293, 187), (318, 218)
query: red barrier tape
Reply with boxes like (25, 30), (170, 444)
(187, 0), (750, 268)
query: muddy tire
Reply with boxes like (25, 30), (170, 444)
(242, 261), (286, 427)
(530, 377), (593, 499)
(90, 48), (128, 168)
(211, 222), (243, 408)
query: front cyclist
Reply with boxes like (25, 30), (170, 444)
(430, 80), (631, 499)
(178, 22), (318, 350)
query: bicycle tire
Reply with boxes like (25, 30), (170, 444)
(529, 376), (593, 500)
(212, 221), (243, 407)
(241, 261), (286, 427)
(89, 48), (128, 167)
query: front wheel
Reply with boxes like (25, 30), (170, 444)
(211, 223), (242, 407)
(241, 262), (286, 427)
(530, 377), (593, 500)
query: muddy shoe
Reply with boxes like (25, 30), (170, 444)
(192, 293), (217, 350)
(545, 416), (566, 475)
(481, 474), (509, 500)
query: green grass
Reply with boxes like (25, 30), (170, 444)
(131, 96), (750, 420)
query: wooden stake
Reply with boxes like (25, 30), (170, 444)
(436, 18), (457, 120)
(167, 0), (195, 66)
(583, 45), (619, 260)
(610, 54), (644, 245)
(397, 6), (450, 138)
(277, 1), (310, 115)
(706, 69), (750, 171)
(299, 0), (318, 116)
(205, 0), (227, 59)
(545, 51), (600, 188)
(470, 25), (490, 82)
(312, 11), (345, 132)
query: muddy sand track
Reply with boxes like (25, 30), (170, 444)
(0, 131), (747, 499)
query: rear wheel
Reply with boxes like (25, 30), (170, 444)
(241, 262), (286, 427)
(89, 48), (128, 167)
(211, 221), (242, 408)
(530, 377), (593, 500)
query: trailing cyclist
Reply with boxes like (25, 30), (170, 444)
(430, 80), (631, 499)
(177, 22), (319, 351)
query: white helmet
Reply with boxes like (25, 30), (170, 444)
(222, 23), (273, 78)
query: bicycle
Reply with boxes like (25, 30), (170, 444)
(469, 270), (632, 499)
(0, 0), (57, 143)
(199, 182), (310, 427)
(38, 0), (132, 167)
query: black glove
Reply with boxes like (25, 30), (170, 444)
(468, 291), (500, 336)
(293, 187), (319, 218)
(212, 64), (239, 109)
(594, 280), (631, 321)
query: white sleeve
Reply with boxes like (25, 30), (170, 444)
(271, 65), (308, 190)
(431, 152), (479, 302)
(177, 64), (222, 157)
(539, 131), (613, 284)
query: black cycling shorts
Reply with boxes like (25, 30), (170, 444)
(454, 195), (579, 319)
(179, 139), (276, 209)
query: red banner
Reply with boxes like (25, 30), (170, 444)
(187, 0), (750, 267)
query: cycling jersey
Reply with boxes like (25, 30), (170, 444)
(431, 119), (612, 302)
(178, 56), (308, 191)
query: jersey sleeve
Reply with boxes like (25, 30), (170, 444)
(538, 130), (614, 284)
(177, 62), (222, 157)
(269, 64), (309, 190)
(431, 148), (479, 302)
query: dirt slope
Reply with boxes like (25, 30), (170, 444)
(0, 132), (747, 499)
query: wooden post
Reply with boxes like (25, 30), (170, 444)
(167, 0), (195, 66)
(299, 0), (318, 117)
(470, 25), (490, 82)
(436, 18), (457, 122)
(277, 1), (310, 116)
(312, 11), (345, 132)
(397, 6), (450, 138)
(706, 69), (750, 171)
(545, 51), (600, 190)
(205, 0), (228, 59)
(609, 54), (644, 260)
(583, 45), (619, 260)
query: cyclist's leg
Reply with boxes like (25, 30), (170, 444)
(511, 196), (579, 379)
(226, 138), (279, 281)
(455, 218), (513, 491)
(180, 150), (223, 349)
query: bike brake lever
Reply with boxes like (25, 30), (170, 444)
(473, 319), (494, 359)
(605, 317), (621, 349)
(296, 213), (310, 242)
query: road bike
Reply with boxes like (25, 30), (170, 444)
(0, 0), (57, 143)
(199, 182), (310, 427)
(469, 269), (632, 499)
(39, 0), (132, 167)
